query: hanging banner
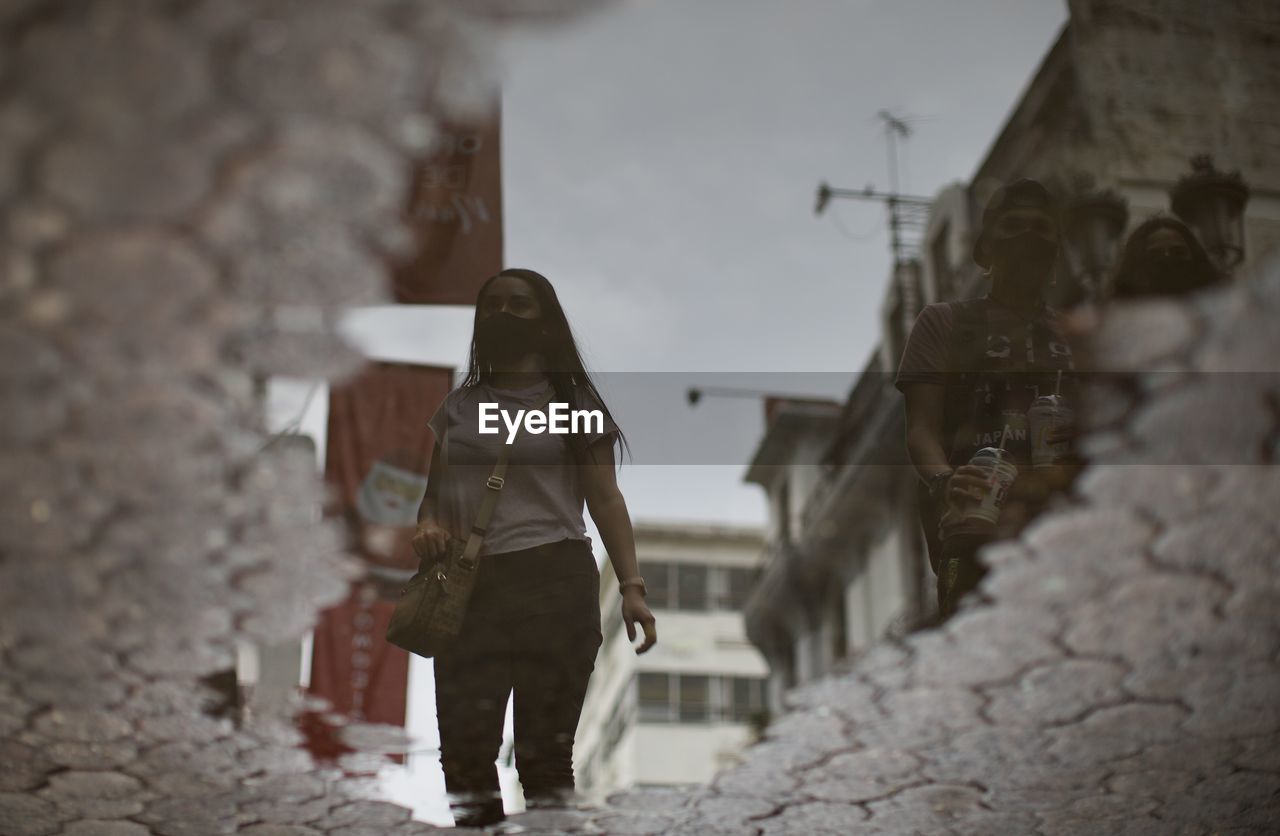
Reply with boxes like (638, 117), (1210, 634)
(390, 103), (503, 305)
(306, 579), (409, 720)
(304, 361), (453, 752)
(323, 360), (454, 586)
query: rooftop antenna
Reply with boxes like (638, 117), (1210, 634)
(877, 109), (912, 197)
(815, 109), (930, 265)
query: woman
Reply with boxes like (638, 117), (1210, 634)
(412, 268), (657, 828)
(1110, 215), (1222, 299)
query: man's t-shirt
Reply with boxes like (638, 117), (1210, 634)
(895, 298), (1074, 462)
(895, 299), (1074, 389)
(895, 297), (1075, 538)
(426, 377), (620, 557)
(895, 302), (960, 390)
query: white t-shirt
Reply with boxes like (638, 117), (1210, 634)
(426, 377), (621, 557)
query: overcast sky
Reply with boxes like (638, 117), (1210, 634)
(283, 0), (1068, 534)
(272, 0), (1070, 822)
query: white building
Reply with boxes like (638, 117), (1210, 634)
(574, 521), (769, 802)
(741, 2), (1280, 714)
(741, 392), (928, 715)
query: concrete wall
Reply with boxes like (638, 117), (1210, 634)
(633, 723), (758, 785)
(1067, 0), (1280, 188)
(843, 527), (908, 656)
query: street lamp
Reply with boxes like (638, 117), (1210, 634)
(1170, 154), (1250, 278)
(687, 385), (778, 406)
(815, 182), (833, 215)
(1059, 188), (1129, 304)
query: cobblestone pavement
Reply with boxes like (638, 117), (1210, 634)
(3, 1), (1279, 834)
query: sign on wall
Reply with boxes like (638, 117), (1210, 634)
(390, 106), (503, 305)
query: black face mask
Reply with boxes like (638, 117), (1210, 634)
(1136, 252), (1207, 295)
(990, 231), (1058, 287)
(475, 311), (546, 363)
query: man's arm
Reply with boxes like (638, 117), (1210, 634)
(905, 382), (995, 509)
(896, 303), (955, 485)
(903, 382), (952, 483)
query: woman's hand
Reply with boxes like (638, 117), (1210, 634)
(622, 589), (657, 654)
(410, 520), (450, 562)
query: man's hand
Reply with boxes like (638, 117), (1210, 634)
(947, 464), (992, 505)
(410, 521), (450, 562)
(622, 589), (657, 654)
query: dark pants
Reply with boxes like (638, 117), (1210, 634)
(433, 537), (603, 826)
(937, 533), (992, 619)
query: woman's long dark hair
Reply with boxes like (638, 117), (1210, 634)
(461, 268), (630, 463)
(1110, 215), (1221, 298)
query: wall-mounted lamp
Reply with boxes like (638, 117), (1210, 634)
(1170, 154), (1250, 278)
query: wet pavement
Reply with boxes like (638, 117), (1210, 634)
(2, 0), (1278, 833)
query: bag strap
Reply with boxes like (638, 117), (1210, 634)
(457, 383), (557, 570)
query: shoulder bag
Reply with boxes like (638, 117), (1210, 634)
(386, 385), (555, 658)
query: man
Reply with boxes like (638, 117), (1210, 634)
(895, 178), (1077, 618)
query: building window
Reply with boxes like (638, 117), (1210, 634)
(729, 677), (767, 723)
(645, 562), (672, 609)
(675, 564), (708, 610)
(637, 672), (673, 722)
(679, 675), (710, 722)
(637, 563), (759, 613)
(636, 673), (768, 725)
(726, 567), (757, 610)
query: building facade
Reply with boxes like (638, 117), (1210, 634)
(744, 0), (1280, 712)
(574, 522), (768, 802)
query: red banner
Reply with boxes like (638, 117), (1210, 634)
(323, 361), (454, 579)
(391, 105), (503, 305)
(304, 361), (453, 754)
(307, 580), (409, 724)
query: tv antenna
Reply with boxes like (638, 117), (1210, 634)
(815, 109), (931, 264)
(877, 109), (912, 195)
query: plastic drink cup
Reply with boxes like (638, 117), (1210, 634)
(964, 447), (1018, 525)
(1029, 394), (1074, 468)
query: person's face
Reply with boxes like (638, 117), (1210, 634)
(985, 206), (1059, 292)
(478, 275), (543, 321)
(1143, 227), (1193, 260)
(990, 207), (1058, 244)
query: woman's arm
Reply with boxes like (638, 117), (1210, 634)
(416, 441), (444, 522)
(412, 440), (450, 560)
(580, 436), (657, 653)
